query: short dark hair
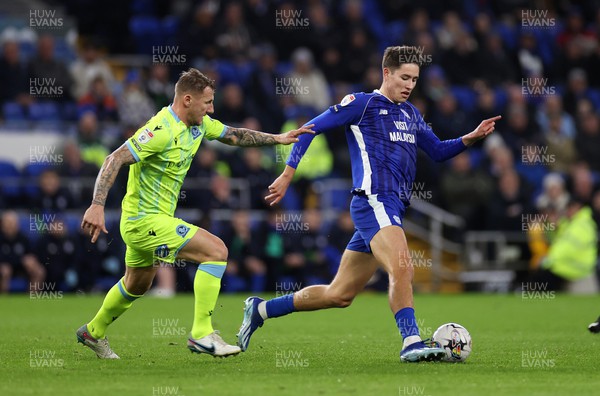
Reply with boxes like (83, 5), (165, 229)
(175, 68), (215, 96)
(382, 46), (423, 71)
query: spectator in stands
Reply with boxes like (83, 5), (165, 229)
(287, 47), (331, 112)
(0, 211), (45, 293)
(436, 11), (464, 51)
(531, 198), (598, 291)
(476, 33), (516, 86)
(76, 111), (109, 168)
(118, 69), (155, 127)
(570, 163), (596, 204)
(231, 147), (273, 210)
(215, 1), (256, 61)
(542, 114), (577, 173)
(486, 169), (533, 230)
(440, 30), (478, 85)
(268, 1), (309, 60)
(74, 223), (117, 292)
(209, 174), (239, 210)
(71, 41), (115, 100)
(516, 33), (544, 79)
(31, 169), (76, 212)
(472, 12), (492, 48)
(306, 2), (341, 75)
(226, 210), (267, 292)
(28, 34), (73, 102)
(473, 85), (500, 122)
(515, 144), (549, 196)
(341, 28), (374, 83)
(246, 43), (285, 132)
(35, 218), (76, 291)
(563, 68), (591, 116)
(403, 8), (431, 45)
(422, 65), (449, 103)
(56, 140), (99, 206)
(323, 211), (355, 276)
(536, 173), (570, 213)
(178, 1), (218, 60)
(575, 111), (600, 171)
(556, 8), (597, 52)
(0, 39), (29, 105)
(78, 75), (118, 121)
(536, 95), (576, 140)
(146, 64), (173, 110)
(440, 151), (493, 230)
(215, 83), (249, 125)
(502, 103), (541, 158)
(280, 208), (329, 286)
(429, 92), (472, 140)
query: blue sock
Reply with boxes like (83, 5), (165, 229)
(265, 293), (296, 318)
(394, 307), (420, 339)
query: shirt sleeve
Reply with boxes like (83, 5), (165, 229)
(203, 115), (227, 140)
(412, 106), (467, 162)
(125, 124), (170, 162)
(286, 93), (365, 169)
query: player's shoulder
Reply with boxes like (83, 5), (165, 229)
(332, 92), (372, 113)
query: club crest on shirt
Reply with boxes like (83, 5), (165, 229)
(191, 126), (201, 139)
(176, 224), (190, 237)
(137, 128), (154, 144)
(401, 109), (411, 119)
(340, 94), (355, 107)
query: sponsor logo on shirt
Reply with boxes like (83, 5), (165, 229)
(340, 94), (355, 107)
(137, 129), (154, 144)
(393, 121), (408, 130)
(389, 131), (415, 143)
(130, 138), (143, 152)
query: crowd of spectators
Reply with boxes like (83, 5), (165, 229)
(1, 0), (600, 293)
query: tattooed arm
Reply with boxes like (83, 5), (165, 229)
(217, 124), (315, 147)
(81, 144), (136, 242)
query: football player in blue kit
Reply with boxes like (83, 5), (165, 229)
(237, 46), (500, 362)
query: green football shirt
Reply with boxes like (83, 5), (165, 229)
(122, 105), (226, 218)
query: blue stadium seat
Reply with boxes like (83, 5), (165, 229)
(0, 160), (21, 198)
(129, 16), (162, 53)
(162, 15), (179, 45)
(3, 102), (26, 121)
(450, 86), (477, 109)
(29, 102), (60, 121)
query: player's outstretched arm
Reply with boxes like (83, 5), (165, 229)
(217, 124), (315, 147)
(265, 165), (296, 206)
(461, 115), (501, 146)
(81, 144), (136, 243)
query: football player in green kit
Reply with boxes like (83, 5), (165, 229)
(76, 68), (314, 358)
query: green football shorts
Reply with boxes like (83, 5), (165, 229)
(120, 214), (199, 267)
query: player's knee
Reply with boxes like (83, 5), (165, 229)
(328, 291), (355, 308)
(205, 238), (228, 262)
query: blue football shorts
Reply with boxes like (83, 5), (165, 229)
(346, 193), (406, 253)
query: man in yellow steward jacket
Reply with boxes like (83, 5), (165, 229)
(540, 199), (597, 289)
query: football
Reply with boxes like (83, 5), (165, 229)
(432, 323), (472, 362)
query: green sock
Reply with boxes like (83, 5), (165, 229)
(88, 277), (143, 339)
(191, 261), (226, 339)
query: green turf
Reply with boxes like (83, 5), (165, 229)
(1, 292), (599, 396)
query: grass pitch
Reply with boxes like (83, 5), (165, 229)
(1, 292), (599, 396)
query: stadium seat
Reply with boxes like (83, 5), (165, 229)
(0, 160), (21, 199)
(450, 86), (477, 109)
(129, 16), (162, 53)
(29, 102), (61, 121)
(3, 102), (26, 121)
